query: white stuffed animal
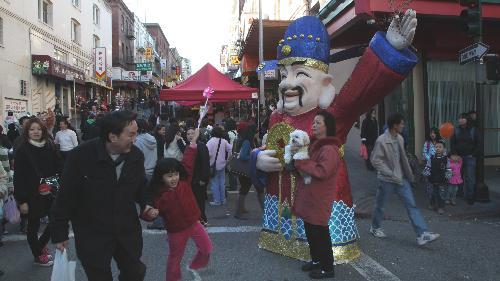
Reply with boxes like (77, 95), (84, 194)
(284, 130), (312, 184)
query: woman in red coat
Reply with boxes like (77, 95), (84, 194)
(292, 111), (341, 279)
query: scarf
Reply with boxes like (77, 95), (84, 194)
(29, 139), (46, 148)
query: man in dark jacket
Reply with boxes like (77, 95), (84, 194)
(361, 108), (379, 171)
(186, 127), (210, 225)
(50, 110), (159, 281)
(450, 113), (480, 205)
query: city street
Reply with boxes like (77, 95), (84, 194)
(1, 130), (499, 281)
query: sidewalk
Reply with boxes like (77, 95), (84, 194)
(345, 127), (500, 221)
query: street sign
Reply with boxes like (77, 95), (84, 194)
(459, 42), (489, 65)
(136, 63), (152, 71)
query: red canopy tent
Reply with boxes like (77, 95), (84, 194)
(160, 63), (257, 104)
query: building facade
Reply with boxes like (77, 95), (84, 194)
(108, 0), (136, 98)
(0, 0), (112, 123)
(144, 23), (169, 85)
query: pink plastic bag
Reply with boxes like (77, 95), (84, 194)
(360, 144), (368, 160)
(4, 195), (21, 224)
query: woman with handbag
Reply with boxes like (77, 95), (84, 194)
(233, 124), (264, 219)
(206, 126), (232, 206)
(14, 118), (61, 267)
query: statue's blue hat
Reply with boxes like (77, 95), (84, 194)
(277, 16), (329, 73)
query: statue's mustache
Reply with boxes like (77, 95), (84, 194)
(280, 86), (304, 107)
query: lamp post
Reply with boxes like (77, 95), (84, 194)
(65, 74), (77, 123)
(258, 0), (264, 133)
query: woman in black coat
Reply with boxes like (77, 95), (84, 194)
(14, 118), (61, 266)
(360, 108), (379, 171)
(153, 124), (166, 160)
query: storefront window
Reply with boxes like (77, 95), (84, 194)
(427, 61), (500, 156)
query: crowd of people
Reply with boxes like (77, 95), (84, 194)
(0, 102), (482, 280)
(361, 109), (481, 218)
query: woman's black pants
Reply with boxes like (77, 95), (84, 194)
(27, 215), (51, 258)
(304, 221), (334, 272)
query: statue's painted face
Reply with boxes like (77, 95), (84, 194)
(278, 63), (336, 116)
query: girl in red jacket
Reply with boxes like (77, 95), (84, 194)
(151, 129), (213, 281)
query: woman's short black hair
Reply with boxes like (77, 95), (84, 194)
(387, 113), (405, 130)
(316, 110), (336, 137)
(426, 127), (440, 141)
(365, 108), (376, 119)
(136, 119), (150, 134)
(150, 158), (187, 194)
(98, 110), (137, 142)
(211, 126), (225, 138)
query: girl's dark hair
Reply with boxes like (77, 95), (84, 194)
(165, 123), (180, 145)
(136, 119), (150, 134)
(365, 108), (376, 119)
(150, 158), (187, 194)
(22, 117), (56, 149)
(59, 117), (70, 128)
(154, 124), (165, 137)
(211, 126), (225, 138)
(426, 127), (440, 142)
(237, 124), (257, 151)
(316, 111), (336, 137)
(459, 112), (472, 128)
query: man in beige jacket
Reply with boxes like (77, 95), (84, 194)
(369, 113), (440, 246)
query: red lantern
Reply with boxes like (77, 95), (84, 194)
(439, 122), (455, 139)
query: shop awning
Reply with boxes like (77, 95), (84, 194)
(238, 19), (291, 75)
(32, 55), (86, 84)
(160, 63), (257, 102)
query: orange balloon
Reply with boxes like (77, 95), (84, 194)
(439, 122), (454, 139)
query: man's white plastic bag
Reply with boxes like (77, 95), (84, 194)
(50, 249), (76, 281)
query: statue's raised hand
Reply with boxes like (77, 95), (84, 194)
(386, 9), (417, 50)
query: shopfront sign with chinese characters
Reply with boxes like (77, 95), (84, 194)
(136, 62), (153, 72)
(4, 98), (28, 117)
(32, 55), (85, 84)
(121, 71), (152, 82)
(95, 47), (107, 80)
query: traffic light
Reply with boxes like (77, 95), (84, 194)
(460, 0), (481, 37)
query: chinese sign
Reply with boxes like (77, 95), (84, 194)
(95, 47), (106, 80)
(136, 63), (152, 71)
(31, 55), (85, 84)
(121, 71), (152, 82)
(4, 98), (28, 117)
(160, 59), (167, 70)
(145, 48), (153, 59)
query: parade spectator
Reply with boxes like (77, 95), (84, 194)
(81, 113), (99, 141)
(151, 128), (212, 281)
(450, 113), (480, 205)
(154, 124), (166, 160)
(186, 127), (210, 226)
(291, 111), (340, 279)
(370, 113), (440, 246)
(468, 110), (477, 128)
(206, 126), (232, 206)
(164, 123), (186, 161)
(360, 108), (378, 171)
(3, 111), (18, 130)
(50, 110), (158, 281)
(234, 124), (264, 219)
(14, 118), (61, 266)
(423, 127), (440, 161)
(54, 118), (78, 163)
(422, 139), (452, 215)
(6, 123), (19, 147)
(226, 119), (238, 191)
(447, 151), (463, 206)
(134, 119), (158, 182)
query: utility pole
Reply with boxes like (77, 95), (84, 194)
(258, 0), (264, 133)
(474, 0), (490, 202)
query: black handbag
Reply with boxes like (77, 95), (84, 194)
(210, 138), (222, 178)
(227, 153), (251, 178)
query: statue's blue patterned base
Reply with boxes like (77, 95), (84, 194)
(259, 194), (361, 263)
